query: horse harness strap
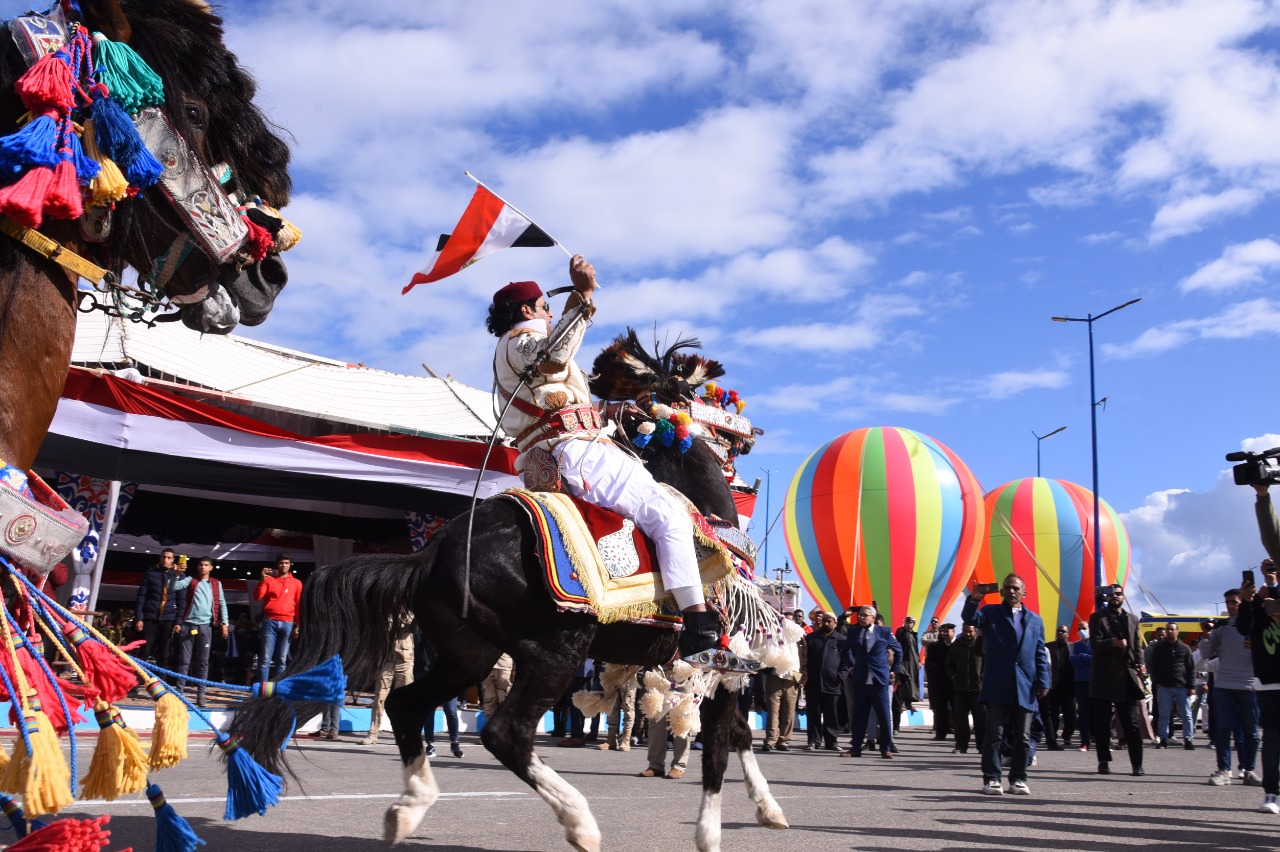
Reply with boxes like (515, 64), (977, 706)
(0, 216), (112, 286)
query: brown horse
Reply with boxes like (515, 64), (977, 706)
(0, 0), (292, 473)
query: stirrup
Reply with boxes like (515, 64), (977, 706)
(682, 646), (762, 674)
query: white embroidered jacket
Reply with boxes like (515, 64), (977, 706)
(493, 297), (605, 462)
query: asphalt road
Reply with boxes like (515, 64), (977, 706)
(55, 728), (1279, 851)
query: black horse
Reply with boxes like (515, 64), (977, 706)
(230, 345), (790, 852)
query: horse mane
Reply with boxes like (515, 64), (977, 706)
(590, 328), (725, 403)
(119, 0), (292, 208)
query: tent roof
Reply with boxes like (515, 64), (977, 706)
(71, 312), (498, 440)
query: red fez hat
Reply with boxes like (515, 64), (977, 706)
(493, 281), (542, 306)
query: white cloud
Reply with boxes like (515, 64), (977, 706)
(1122, 470), (1264, 615)
(1180, 238), (1280, 292)
(1081, 231), (1123, 244)
(980, 369), (1070, 399)
(1104, 298), (1280, 358)
(1148, 187), (1263, 243)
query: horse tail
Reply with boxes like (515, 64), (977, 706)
(226, 544), (437, 778)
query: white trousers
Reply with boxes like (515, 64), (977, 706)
(552, 438), (704, 607)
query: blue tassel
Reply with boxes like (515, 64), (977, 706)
(0, 794), (29, 839)
(90, 93), (162, 187)
(252, 655), (346, 704)
(0, 114), (61, 180)
(148, 783), (206, 852)
(679, 436), (693, 453)
(217, 734), (282, 820)
(633, 433), (652, 450)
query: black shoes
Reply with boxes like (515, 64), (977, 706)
(1132, 767), (1145, 776)
(1098, 762), (1111, 775)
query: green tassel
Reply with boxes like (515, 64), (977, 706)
(92, 35), (165, 114)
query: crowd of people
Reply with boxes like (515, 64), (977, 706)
(109, 478), (1280, 814)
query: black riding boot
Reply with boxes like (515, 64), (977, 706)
(678, 609), (721, 659)
(679, 609), (761, 673)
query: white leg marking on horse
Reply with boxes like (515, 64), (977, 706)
(696, 789), (722, 852)
(737, 748), (789, 829)
(527, 754), (601, 851)
(383, 753), (439, 846)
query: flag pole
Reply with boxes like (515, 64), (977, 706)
(465, 171), (574, 258)
(463, 171), (601, 289)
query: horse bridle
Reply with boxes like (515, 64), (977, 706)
(3, 10), (290, 325)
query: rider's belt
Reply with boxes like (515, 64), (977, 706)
(497, 384), (547, 419)
(517, 405), (603, 451)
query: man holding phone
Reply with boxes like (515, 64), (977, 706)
(253, 554), (303, 683)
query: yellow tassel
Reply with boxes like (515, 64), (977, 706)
(17, 711), (72, 817)
(258, 203), (301, 252)
(0, 738), (10, 779)
(147, 684), (189, 770)
(79, 704), (146, 801)
(81, 118), (129, 205)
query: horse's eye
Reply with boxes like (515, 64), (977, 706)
(183, 103), (205, 128)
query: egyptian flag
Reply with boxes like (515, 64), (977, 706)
(404, 185), (556, 293)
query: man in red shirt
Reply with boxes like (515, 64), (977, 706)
(253, 553), (303, 683)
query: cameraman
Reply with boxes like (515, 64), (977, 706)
(1236, 574), (1280, 813)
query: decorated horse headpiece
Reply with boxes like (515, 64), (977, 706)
(0, 1), (299, 314)
(589, 328), (757, 471)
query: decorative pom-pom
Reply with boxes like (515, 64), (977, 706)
(239, 215), (273, 261)
(217, 736), (282, 821)
(4, 711), (73, 817)
(92, 36), (165, 114)
(43, 159), (83, 221)
(0, 113), (61, 180)
(66, 627), (137, 705)
(7, 813), (113, 851)
(79, 120), (129, 206)
(15, 51), (75, 114)
(146, 682), (188, 771)
(0, 165), (53, 228)
(80, 705), (147, 801)
(90, 93), (162, 187)
(148, 783), (205, 852)
(251, 655), (345, 705)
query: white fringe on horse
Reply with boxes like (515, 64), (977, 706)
(573, 574), (806, 738)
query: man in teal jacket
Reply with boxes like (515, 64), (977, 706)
(961, 574), (1051, 798)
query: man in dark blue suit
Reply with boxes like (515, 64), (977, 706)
(962, 574), (1051, 797)
(842, 605), (903, 759)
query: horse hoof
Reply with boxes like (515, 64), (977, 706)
(568, 831), (602, 852)
(384, 803), (425, 846)
(756, 804), (790, 829)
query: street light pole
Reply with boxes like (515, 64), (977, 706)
(1032, 425), (1067, 478)
(1052, 297), (1140, 588)
(759, 468), (774, 574)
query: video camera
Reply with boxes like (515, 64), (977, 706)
(1226, 446), (1280, 487)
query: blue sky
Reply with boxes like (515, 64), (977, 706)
(206, 0), (1280, 615)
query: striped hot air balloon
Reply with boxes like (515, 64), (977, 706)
(973, 477), (1131, 639)
(782, 427), (984, 629)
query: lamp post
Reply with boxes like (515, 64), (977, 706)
(1052, 297), (1140, 587)
(1032, 426), (1067, 478)
(759, 468), (774, 574)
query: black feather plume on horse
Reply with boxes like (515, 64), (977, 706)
(590, 327), (724, 404)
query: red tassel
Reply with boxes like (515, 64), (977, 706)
(0, 166), (54, 228)
(8, 813), (119, 851)
(1, 642), (94, 735)
(69, 629), (137, 705)
(43, 159), (83, 221)
(241, 214), (273, 261)
(15, 51), (75, 114)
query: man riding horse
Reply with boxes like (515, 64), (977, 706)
(487, 254), (730, 669)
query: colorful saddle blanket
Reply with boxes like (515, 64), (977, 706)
(500, 488), (735, 627)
